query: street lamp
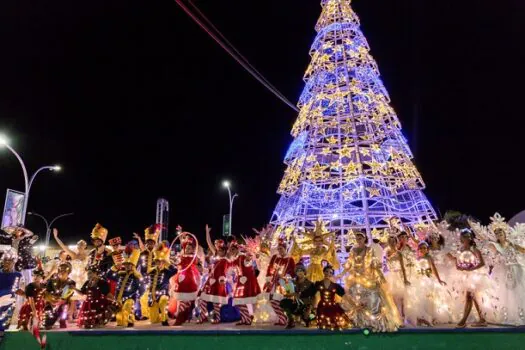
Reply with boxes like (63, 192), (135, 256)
(222, 180), (238, 236)
(28, 211), (74, 257)
(0, 134), (61, 225)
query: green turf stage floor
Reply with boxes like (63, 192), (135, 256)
(2, 327), (524, 350)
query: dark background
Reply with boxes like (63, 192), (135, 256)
(0, 0), (523, 245)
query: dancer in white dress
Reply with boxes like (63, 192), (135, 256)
(405, 242), (447, 327)
(447, 229), (488, 328)
(245, 225), (277, 324)
(470, 213), (525, 325)
(383, 235), (410, 322)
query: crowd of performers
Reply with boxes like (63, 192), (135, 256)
(1, 212), (525, 334)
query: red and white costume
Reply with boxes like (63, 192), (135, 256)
(263, 239), (295, 325)
(231, 253), (260, 306)
(197, 240), (229, 323)
(172, 255), (200, 301)
(170, 235), (200, 325)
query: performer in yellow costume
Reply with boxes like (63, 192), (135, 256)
(338, 231), (402, 332)
(290, 218), (339, 283)
(147, 244), (177, 325)
(107, 247), (142, 327)
(134, 224), (161, 320)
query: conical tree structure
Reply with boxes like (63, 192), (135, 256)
(271, 0), (436, 242)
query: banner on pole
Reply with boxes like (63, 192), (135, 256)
(222, 214), (231, 237)
(1, 189), (25, 229)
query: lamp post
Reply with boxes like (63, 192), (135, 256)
(28, 211), (74, 257)
(222, 180), (238, 236)
(0, 135), (61, 225)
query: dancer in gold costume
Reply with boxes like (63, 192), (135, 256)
(290, 218), (339, 283)
(339, 231), (402, 332)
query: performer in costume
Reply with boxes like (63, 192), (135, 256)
(0, 248), (21, 331)
(405, 242), (447, 327)
(339, 232), (402, 332)
(230, 240), (260, 325)
(134, 224), (160, 321)
(423, 225), (454, 324)
(447, 229), (488, 328)
(245, 225), (277, 324)
(18, 260), (46, 330)
(53, 228), (88, 289)
(279, 264), (314, 329)
(171, 234), (201, 326)
(76, 266), (112, 329)
(290, 218), (339, 283)
(107, 237), (124, 296)
(42, 262), (76, 329)
(470, 214), (525, 325)
(304, 265), (348, 330)
(86, 223), (111, 275)
(197, 225), (229, 324)
(263, 238), (295, 326)
(53, 228), (88, 322)
(3, 226), (37, 324)
(107, 246), (142, 327)
(383, 234), (411, 323)
(147, 243), (177, 326)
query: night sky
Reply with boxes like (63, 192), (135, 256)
(0, 0), (524, 245)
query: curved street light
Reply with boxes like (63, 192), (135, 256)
(222, 180), (238, 236)
(0, 134), (61, 225)
(28, 211), (74, 257)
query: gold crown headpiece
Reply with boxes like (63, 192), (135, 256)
(122, 247), (141, 266)
(145, 224), (161, 243)
(154, 243), (171, 263)
(90, 223), (108, 243)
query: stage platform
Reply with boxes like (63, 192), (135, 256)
(1, 323), (524, 350)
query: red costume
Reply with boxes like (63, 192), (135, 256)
(18, 262), (46, 330)
(231, 254), (260, 306)
(171, 235), (200, 325)
(197, 239), (229, 324)
(263, 239), (295, 326)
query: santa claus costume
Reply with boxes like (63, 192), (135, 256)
(229, 240), (260, 325)
(197, 239), (229, 324)
(171, 235), (201, 325)
(263, 239), (296, 326)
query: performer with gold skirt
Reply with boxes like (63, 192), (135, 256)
(134, 224), (160, 321)
(107, 246), (142, 327)
(339, 231), (402, 332)
(263, 238), (296, 326)
(146, 243), (177, 326)
(290, 218), (339, 283)
(17, 261), (46, 330)
(171, 234), (201, 326)
(42, 262), (76, 330)
(197, 225), (229, 324)
(86, 224), (112, 275)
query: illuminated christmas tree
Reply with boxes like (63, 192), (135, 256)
(270, 0), (437, 242)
